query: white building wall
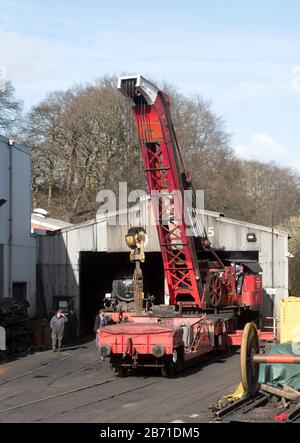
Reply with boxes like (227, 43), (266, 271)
(0, 135), (36, 317)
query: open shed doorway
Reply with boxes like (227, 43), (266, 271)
(79, 251), (164, 334)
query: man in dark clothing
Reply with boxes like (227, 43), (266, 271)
(47, 309), (56, 323)
(50, 310), (68, 352)
(67, 309), (78, 341)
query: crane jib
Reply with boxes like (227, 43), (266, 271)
(118, 75), (207, 309)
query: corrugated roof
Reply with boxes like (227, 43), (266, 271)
(31, 215), (72, 232)
(53, 196), (289, 238)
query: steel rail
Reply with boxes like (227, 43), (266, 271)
(32, 379), (162, 422)
(0, 377), (161, 416)
(0, 376), (119, 413)
(0, 353), (72, 386)
(47, 358), (100, 386)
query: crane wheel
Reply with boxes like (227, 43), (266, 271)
(240, 322), (260, 396)
(206, 274), (223, 308)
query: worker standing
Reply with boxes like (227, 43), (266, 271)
(94, 310), (107, 347)
(50, 310), (68, 352)
(68, 309), (78, 342)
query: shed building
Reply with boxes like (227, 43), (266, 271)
(37, 197), (289, 333)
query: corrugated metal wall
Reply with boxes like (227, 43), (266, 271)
(38, 197), (289, 320)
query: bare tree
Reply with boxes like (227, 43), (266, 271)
(166, 86), (241, 217)
(280, 216), (300, 296)
(0, 78), (23, 135)
(21, 75), (300, 229)
(236, 161), (300, 226)
(21, 77), (143, 222)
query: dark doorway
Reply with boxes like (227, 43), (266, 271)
(12, 282), (27, 301)
(79, 252), (164, 334)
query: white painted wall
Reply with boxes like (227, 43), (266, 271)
(0, 135), (36, 317)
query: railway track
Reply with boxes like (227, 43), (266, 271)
(0, 348), (163, 422)
(0, 344), (236, 424)
(0, 355), (225, 408)
(0, 348), (229, 390)
(0, 389), (31, 402)
(46, 358), (101, 386)
(33, 378), (162, 422)
(0, 351), (103, 388)
(0, 375), (162, 420)
(0, 376), (119, 413)
(0, 353), (72, 386)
